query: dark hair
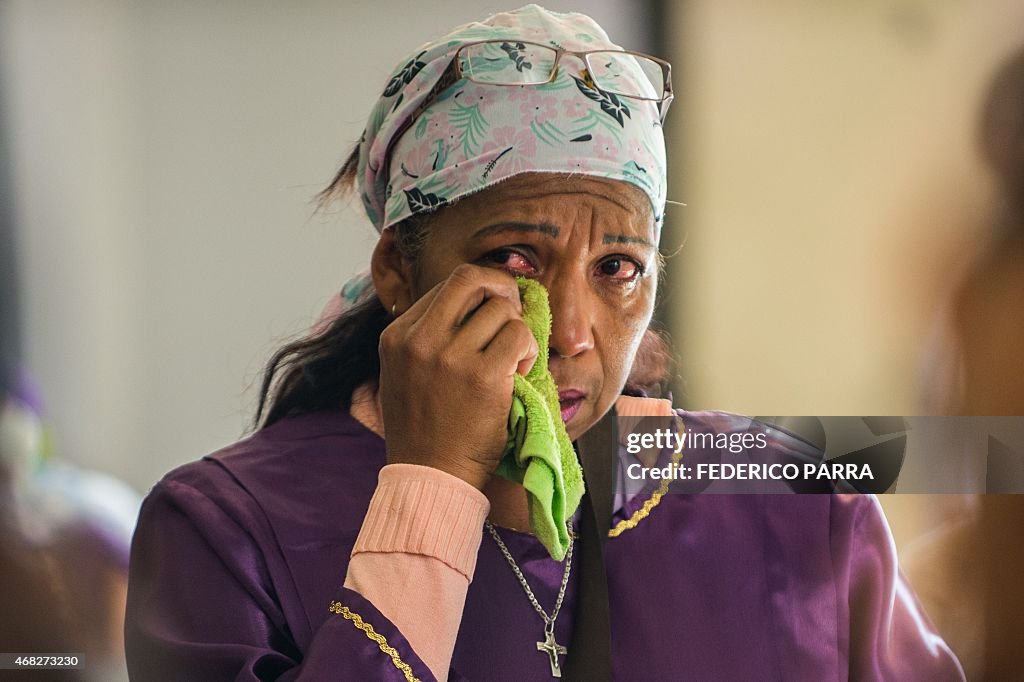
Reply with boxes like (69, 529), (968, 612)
(254, 146), (674, 429)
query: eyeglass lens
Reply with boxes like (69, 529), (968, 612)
(585, 51), (665, 101)
(459, 42), (557, 85)
(459, 41), (666, 102)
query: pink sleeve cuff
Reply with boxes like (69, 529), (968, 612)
(615, 395), (675, 417)
(352, 463), (491, 580)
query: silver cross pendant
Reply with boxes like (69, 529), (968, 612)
(536, 628), (568, 678)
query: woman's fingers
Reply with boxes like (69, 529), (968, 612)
(377, 264), (538, 491)
(425, 268), (539, 376)
(457, 299), (540, 378)
(483, 318), (540, 378)
(454, 295), (527, 351)
(410, 264), (522, 334)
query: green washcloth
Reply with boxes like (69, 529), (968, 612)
(495, 277), (585, 560)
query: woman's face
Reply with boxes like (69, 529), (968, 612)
(407, 173), (657, 440)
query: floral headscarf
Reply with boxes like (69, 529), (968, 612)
(356, 4), (668, 237)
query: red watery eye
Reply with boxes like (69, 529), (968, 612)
(599, 257), (640, 279)
(485, 248), (536, 274)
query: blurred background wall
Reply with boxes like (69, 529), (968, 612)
(666, 0), (1024, 417)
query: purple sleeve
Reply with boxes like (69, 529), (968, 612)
(125, 479), (437, 681)
(835, 495), (965, 681)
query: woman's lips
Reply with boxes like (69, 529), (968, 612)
(557, 389), (586, 423)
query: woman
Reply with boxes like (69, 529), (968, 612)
(125, 6), (963, 680)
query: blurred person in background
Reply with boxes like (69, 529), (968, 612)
(0, 94), (82, 679)
(0, 369), (141, 679)
(955, 48), (1024, 417)
(0, 77), (140, 680)
(906, 45), (1024, 680)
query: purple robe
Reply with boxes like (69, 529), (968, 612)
(125, 409), (964, 680)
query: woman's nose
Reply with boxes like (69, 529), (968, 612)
(547, 287), (595, 359)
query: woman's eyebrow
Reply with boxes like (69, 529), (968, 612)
(603, 233), (654, 248)
(471, 222), (560, 239)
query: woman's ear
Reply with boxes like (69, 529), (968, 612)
(370, 228), (414, 314)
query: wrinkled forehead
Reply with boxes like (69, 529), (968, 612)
(433, 174), (656, 241)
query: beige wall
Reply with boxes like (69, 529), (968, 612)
(666, 0), (1024, 418)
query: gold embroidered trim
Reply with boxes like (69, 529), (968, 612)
(608, 415), (685, 538)
(329, 600), (421, 682)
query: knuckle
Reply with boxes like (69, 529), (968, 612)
(487, 296), (518, 320)
(514, 324), (539, 358)
(489, 286), (522, 316)
(437, 349), (460, 373)
(509, 318), (533, 344)
(406, 333), (432, 362)
(449, 263), (481, 287)
(378, 325), (399, 353)
(502, 296), (523, 317)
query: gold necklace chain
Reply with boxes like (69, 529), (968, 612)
(608, 413), (686, 538)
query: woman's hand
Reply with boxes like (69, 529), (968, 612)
(378, 265), (539, 490)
